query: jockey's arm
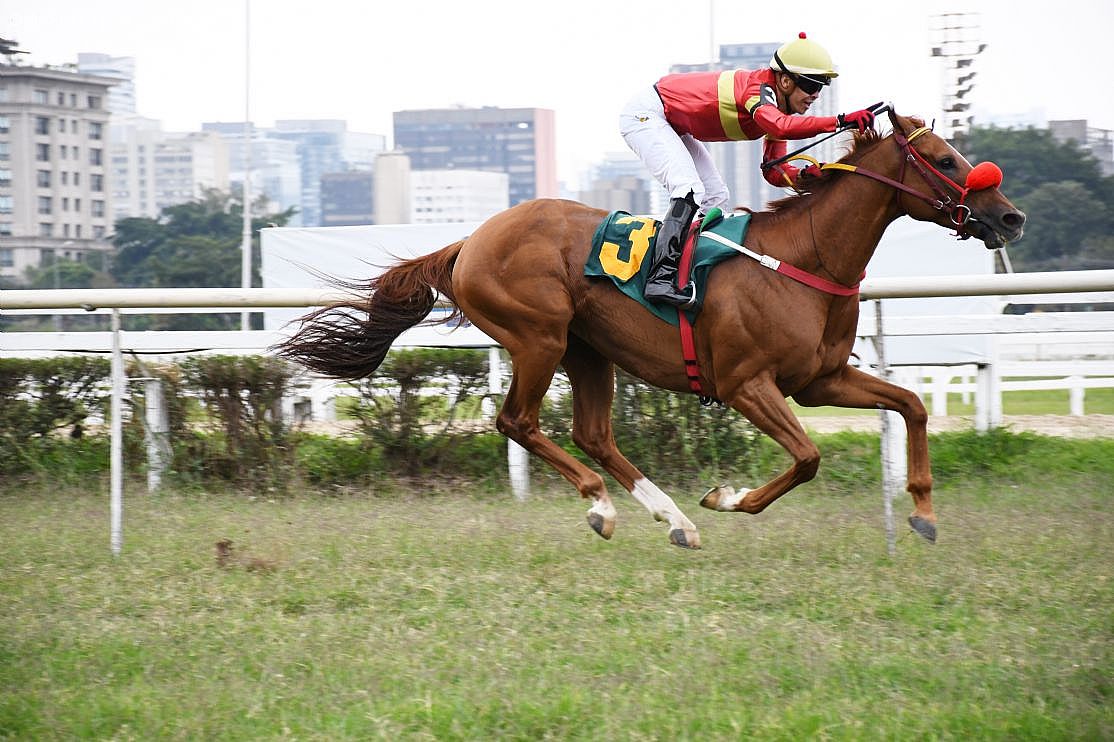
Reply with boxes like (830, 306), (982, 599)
(761, 138), (804, 188)
(751, 102), (838, 140)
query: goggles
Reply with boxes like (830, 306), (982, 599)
(792, 73), (830, 95)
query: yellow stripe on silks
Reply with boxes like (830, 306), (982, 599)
(717, 71), (746, 140)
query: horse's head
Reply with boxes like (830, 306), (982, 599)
(883, 110), (1026, 249)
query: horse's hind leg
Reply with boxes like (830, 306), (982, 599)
(562, 337), (700, 549)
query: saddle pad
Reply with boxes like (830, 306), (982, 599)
(584, 210), (751, 326)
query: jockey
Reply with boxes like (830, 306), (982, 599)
(620, 32), (877, 307)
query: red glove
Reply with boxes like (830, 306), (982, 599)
(837, 108), (876, 133)
(801, 163), (824, 180)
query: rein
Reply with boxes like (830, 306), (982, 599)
(819, 125), (1002, 239)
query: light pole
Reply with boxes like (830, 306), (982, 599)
(241, 0), (253, 330)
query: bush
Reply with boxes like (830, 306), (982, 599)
(176, 355), (304, 482)
(0, 357), (111, 474)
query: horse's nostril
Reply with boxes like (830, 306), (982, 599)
(1002, 211), (1026, 230)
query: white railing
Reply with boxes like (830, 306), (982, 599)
(3, 268), (1114, 556)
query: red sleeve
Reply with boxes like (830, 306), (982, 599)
(752, 104), (837, 140)
(762, 138), (800, 188)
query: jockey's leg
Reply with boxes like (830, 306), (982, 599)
(619, 86), (705, 204)
(642, 191), (700, 307)
(682, 135), (730, 213)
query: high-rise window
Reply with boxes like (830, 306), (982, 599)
(35, 144), (49, 162)
(35, 116), (50, 135)
(37, 170), (52, 187)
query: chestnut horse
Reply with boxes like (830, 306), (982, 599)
(277, 110), (1025, 549)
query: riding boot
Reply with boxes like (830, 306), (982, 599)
(643, 191), (700, 307)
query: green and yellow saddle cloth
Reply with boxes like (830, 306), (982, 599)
(584, 209), (751, 325)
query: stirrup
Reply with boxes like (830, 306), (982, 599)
(679, 281), (697, 308)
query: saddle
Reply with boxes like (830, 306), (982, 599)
(585, 209), (751, 326)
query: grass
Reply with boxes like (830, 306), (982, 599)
(1, 432), (1112, 740)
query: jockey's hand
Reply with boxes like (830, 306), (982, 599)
(837, 108), (876, 133)
(801, 163), (824, 180)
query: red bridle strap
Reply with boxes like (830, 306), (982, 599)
(824, 126), (1002, 239)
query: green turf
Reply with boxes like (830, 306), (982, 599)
(2, 433), (1111, 739)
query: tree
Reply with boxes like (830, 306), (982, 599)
(110, 190), (296, 330)
(963, 125), (1114, 272)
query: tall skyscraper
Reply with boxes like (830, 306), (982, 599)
(0, 61), (115, 282)
(393, 106), (557, 206)
(270, 120), (385, 227)
(76, 53), (136, 117)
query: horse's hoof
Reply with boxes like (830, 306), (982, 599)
(700, 485), (746, 512)
(669, 528), (701, 550)
(587, 511), (614, 540)
(908, 515), (937, 544)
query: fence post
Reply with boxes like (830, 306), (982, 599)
(488, 346), (529, 500)
(975, 364), (991, 433)
(144, 378), (171, 493)
(931, 372), (949, 416)
(1069, 375), (1085, 416)
(873, 301), (900, 556)
(110, 310), (124, 556)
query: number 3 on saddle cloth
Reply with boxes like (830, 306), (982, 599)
(585, 209), (749, 400)
(585, 209), (748, 327)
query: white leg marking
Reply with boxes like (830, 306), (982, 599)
(701, 484), (750, 511)
(588, 497), (617, 522)
(629, 478), (696, 532)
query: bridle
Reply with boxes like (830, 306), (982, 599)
(818, 124), (1003, 240)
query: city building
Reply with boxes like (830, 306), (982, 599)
(393, 106), (557, 206)
(373, 150), (411, 225)
(270, 120), (385, 227)
(110, 119), (229, 220)
(320, 170), (373, 227)
(578, 152), (656, 215)
(0, 61), (115, 282)
(1050, 120), (1114, 177)
(411, 169), (508, 224)
(76, 53), (136, 117)
(203, 122), (302, 221)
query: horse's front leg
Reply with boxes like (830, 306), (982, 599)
(792, 365), (936, 543)
(700, 374), (822, 515)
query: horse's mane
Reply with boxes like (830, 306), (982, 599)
(763, 125), (898, 214)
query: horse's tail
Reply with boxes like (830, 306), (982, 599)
(274, 240), (465, 380)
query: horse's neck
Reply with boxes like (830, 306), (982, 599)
(777, 165), (903, 287)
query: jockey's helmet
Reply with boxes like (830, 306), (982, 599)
(770, 32), (838, 87)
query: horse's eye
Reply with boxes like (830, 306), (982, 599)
(939, 156), (957, 170)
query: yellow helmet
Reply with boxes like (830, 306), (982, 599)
(770, 32), (839, 81)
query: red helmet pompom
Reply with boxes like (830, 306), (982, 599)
(966, 161), (1003, 191)
(799, 32), (807, 39)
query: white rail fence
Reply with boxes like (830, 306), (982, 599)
(3, 268), (1114, 556)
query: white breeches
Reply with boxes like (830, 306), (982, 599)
(619, 86), (730, 212)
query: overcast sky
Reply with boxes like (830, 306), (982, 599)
(5, 0), (1111, 185)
